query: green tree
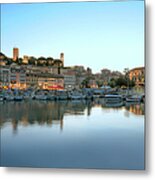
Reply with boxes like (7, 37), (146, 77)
(81, 77), (90, 88)
(96, 80), (103, 88)
(28, 56), (36, 65)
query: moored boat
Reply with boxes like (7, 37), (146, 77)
(35, 94), (47, 100)
(14, 95), (23, 101)
(0, 95), (4, 101)
(5, 94), (14, 101)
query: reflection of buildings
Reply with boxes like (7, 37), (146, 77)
(0, 101), (144, 133)
(125, 103), (144, 115)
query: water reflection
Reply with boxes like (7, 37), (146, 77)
(0, 100), (144, 132)
(0, 100), (144, 169)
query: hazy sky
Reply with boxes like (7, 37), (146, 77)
(1, 1), (144, 73)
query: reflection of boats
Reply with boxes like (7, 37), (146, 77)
(104, 94), (123, 103)
(47, 94), (55, 100)
(126, 95), (142, 102)
(105, 101), (124, 108)
(125, 102), (144, 115)
(56, 90), (68, 100)
(125, 101), (141, 106)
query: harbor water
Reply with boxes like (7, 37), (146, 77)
(0, 100), (145, 169)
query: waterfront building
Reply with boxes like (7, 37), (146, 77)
(0, 66), (10, 88)
(26, 66), (39, 88)
(37, 73), (64, 90)
(13, 47), (19, 61)
(129, 67), (145, 86)
(60, 68), (76, 90)
(10, 64), (26, 89)
(101, 68), (111, 85)
(49, 67), (59, 74)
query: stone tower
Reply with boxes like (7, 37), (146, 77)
(13, 47), (19, 61)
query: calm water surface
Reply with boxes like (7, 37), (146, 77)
(0, 100), (145, 169)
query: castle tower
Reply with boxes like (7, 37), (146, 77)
(13, 47), (19, 61)
(60, 52), (64, 66)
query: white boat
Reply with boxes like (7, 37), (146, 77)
(14, 95), (23, 101)
(5, 94), (14, 101)
(35, 94), (47, 100)
(126, 95), (142, 102)
(104, 94), (123, 103)
(0, 95), (4, 101)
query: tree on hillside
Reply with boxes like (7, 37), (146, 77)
(28, 56), (36, 65)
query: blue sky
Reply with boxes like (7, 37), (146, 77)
(1, 1), (144, 73)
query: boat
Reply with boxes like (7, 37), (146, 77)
(5, 94), (14, 101)
(104, 101), (124, 108)
(126, 95), (142, 102)
(104, 94), (123, 103)
(14, 95), (23, 101)
(35, 94), (47, 100)
(92, 89), (104, 98)
(57, 90), (68, 100)
(0, 95), (4, 101)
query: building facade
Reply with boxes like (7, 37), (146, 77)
(129, 67), (145, 86)
(10, 64), (26, 89)
(38, 73), (64, 90)
(0, 66), (10, 88)
(60, 68), (76, 90)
